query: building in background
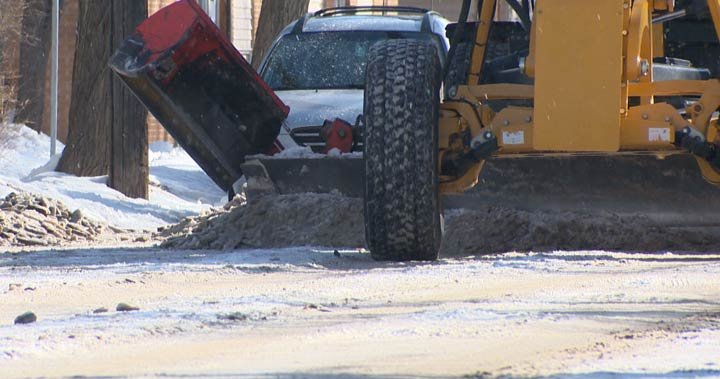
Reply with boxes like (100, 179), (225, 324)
(400, 0), (465, 21)
(236, 0), (402, 62)
(36, 1), (78, 143)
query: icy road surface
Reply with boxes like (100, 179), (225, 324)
(1, 248), (719, 378)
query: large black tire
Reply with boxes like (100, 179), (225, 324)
(444, 40), (473, 96)
(363, 39), (443, 261)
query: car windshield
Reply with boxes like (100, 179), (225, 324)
(261, 31), (444, 91)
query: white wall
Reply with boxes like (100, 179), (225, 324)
(308, 0), (324, 12)
(232, 0), (254, 59)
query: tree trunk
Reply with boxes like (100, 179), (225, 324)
(57, 0), (148, 199)
(15, 0), (51, 131)
(0, 1), (26, 120)
(250, 0), (310, 69)
(0, 3), (5, 76)
(217, 0), (232, 38)
(108, 0), (149, 199)
(57, 0), (112, 177)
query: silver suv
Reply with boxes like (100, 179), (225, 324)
(258, 6), (449, 152)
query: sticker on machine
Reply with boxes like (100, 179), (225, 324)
(502, 131), (525, 145)
(648, 128), (671, 142)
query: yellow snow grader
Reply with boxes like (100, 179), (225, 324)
(362, 0), (720, 260)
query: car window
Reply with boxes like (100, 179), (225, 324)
(261, 31), (445, 91)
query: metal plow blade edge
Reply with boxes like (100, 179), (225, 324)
(244, 153), (720, 230)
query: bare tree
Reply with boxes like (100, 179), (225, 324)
(0, 1), (26, 122)
(108, 0), (149, 199)
(57, 0), (148, 199)
(250, 0), (310, 69)
(1, 2), (27, 161)
(14, 0), (52, 131)
(56, 1), (113, 177)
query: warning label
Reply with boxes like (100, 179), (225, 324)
(502, 131), (525, 145)
(648, 128), (671, 142)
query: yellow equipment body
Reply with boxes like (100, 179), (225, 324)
(438, 0), (720, 192)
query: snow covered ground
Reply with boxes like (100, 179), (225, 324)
(0, 124), (225, 230)
(1, 248), (719, 378)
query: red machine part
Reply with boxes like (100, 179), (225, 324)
(111, 0), (290, 192)
(321, 118), (354, 153)
(133, 0), (289, 117)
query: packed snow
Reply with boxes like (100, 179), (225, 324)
(0, 124), (224, 230)
(2, 247), (720, 377)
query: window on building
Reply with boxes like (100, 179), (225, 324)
(196, 0), (219, 23)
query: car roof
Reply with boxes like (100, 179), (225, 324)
(258, 7), (450, 74)
(277, 7), (449, 37)
(303, 14), (424, 33)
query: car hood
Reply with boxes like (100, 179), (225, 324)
(275, 89), (364, 128)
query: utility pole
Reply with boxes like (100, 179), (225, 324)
(109, 0), (149, 199)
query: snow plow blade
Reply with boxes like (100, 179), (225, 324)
(241, 158), (363, 198)
(452, 154), (720, 227)
(243, 153), (720, 227)
(110, 0), (288, 193)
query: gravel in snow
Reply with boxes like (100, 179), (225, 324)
(0, 192), (113, 247)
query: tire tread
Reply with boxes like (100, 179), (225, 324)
(363, 39), (442, 261)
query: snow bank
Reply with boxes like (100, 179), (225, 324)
(159, 194), (365, 250)
(0, 124), (225, 230)
(159, 193), (720, 255)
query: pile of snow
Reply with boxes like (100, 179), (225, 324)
(158, 193), (720, 255)
(442, 207), (720, 256)
(0, 124), (225, 230)
(158, 193), (365, 250)
(148, 141), (226, 206)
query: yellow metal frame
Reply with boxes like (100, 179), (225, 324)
(438, 0), (720, 193)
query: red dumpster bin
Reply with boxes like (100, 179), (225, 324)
(110, 0), (289, 193)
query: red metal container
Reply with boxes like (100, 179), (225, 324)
(111, 0), (289, 193)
